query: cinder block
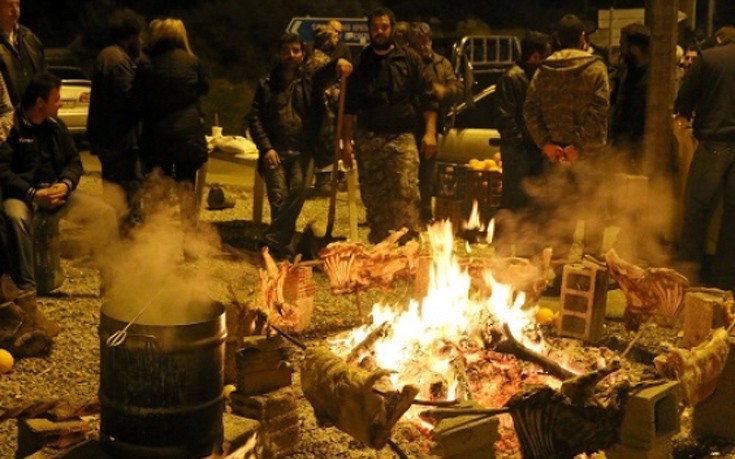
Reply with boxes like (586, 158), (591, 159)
(17, 418), (91, 459)
(605, 439), (673, 459)
(430, 407), (500, 457)
(230, 387), (297, 420)
(694, 336), (735, 440)
(681, 291), (728, 348)
(222, 412), (260, 456)
(558, 263), (608, 342)
(618, 381), (680, 449)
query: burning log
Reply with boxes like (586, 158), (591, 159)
(300, 346), (418, 449)
(320, 228), (420, 294)
(605, 249), (689, 331)
(345, 321), (392, 366)
(495, 323), (575, 380)
(653, 327), (730, 405)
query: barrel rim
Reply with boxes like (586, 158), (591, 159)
(101, 299), (225, 327)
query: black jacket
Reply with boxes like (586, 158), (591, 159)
(87, 44), (139, 152)
(676, 41), (735, 143)
(345, 44), (437, 134)
(0, 25), (45, 106)
(496, 63), (535, 145)
(248, 59), (339, 166)
(133, 44), (210, 165)
(0, 111), (83, 203)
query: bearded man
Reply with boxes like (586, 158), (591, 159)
(341, 8), (438, 243)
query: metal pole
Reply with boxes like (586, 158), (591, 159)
(707, 0), (715, 36)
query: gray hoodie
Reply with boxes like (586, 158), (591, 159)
(524, 49), (609, 154)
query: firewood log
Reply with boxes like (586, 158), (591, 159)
(300, 346), (418, 449)
(653, 327), (730, 405)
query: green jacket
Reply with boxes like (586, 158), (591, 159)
(524, 49), (609, 153)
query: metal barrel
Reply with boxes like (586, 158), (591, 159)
(98, 300), (226, 459)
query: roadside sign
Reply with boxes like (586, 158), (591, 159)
(287, 17), (370, 47)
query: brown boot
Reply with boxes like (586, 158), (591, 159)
(15, 290), (60, 338)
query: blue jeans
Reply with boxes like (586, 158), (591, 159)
(679, 141), (735, 289)
(4, 192), (119, 291)
(262, 151), (313, 257)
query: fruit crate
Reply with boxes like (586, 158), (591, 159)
(465, 170), (502, 210)
(435, 162), (468, 199)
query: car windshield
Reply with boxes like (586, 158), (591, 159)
(48, 66), (89, 80)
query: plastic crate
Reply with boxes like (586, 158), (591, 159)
(435, 162), (468, 199)
(465, 170), (502, 209)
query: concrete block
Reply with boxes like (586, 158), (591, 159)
(430, 409), (499, 457)
(681, 291), (728, 348)
(230, 387), (297, 420)
(559, 263), (608, 342)
(222, 412), (260, 456)
(618, 381), (680, 449)
(17, 418), (91, 459)
(694, 336), (735, 440)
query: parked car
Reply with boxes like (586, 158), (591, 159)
(47, 66), (91, 137)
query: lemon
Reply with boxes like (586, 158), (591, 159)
(468, 159), (482, 170)
(223, 384), (237, 400)
(535, 307), (557, 326)
(493, 152), (501, 163)
(483, 159), (497, 170)
(0, 349), (14, 373)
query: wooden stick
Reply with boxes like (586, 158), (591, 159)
(387, 439), (409, 459)
(421, 407), (511, 418)
(346, 321), (391, 365)
(498, 323), (575, 380)
(622, 327), (645, 359)
(372, 388), (459, 407)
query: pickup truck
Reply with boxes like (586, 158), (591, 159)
(437, 34), (520, 164)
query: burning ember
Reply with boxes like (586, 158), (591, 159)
(327, 220), (581, 427)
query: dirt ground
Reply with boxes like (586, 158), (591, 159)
(1, 159), (735, 459)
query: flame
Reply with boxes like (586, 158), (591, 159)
(486, 218), (495, 244)
(329, 220), (565, 419)
(464, 200), (485, 231)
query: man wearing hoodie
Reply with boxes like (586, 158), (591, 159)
(524, 14), (609, 165)
(523, 14), (610, 256)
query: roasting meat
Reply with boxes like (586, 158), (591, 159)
(320, 228), (420, 294)
(300, 346), (418, 449)
(605, 249), (689, 330)
(654, 327), (730, 405)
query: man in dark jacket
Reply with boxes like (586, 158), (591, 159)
(0, 73), (119, 295)
(609, 22), (650, 173)
(675, 26), (735, 290)
(248, 32), (351, 259)
(342, 8), (438, 243)
(408, 22), (464, 223)
(0, 0), (44, 106)
(87, 8), (145, 232)
(496, 31), (550, 211)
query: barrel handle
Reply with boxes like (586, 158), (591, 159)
(105, 288), (166, 347)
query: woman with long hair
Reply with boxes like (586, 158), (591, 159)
(134, 17), (209, 237)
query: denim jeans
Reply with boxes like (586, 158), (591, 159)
(679, 141), (735, 289)
(4, 191), (120, 291)
(262, 150), (313, 257)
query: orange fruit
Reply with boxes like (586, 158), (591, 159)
(535, 307), (557, 326)
(0, 349), (14, 373)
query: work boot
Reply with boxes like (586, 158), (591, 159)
(0, 292), (54, 358)
(15, 290), (60, 338)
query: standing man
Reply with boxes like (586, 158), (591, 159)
(0, 73), (119, 297)
(341, 8), (438, 243)
(609, 22), (650, 173)
(0, 0), (44, 106)
(524, 13), (609, 166)
(496, 31), (550, 212)
(248, 32), (351, 259)
(87, 8), (146, 233)
(523, 14), (610, 255)
(675, 26), (735, 290)
(408, 22), (464, 223)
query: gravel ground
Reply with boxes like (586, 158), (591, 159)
(2, 166), (735, 458)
